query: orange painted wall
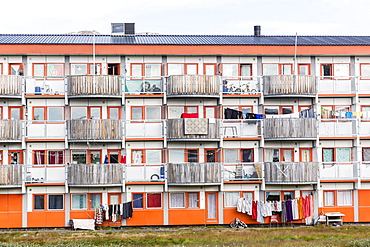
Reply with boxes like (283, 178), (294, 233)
(126, 209), (163, 226)
(168, 209), (205, 225)
(318, 207), (354, 222)
(28, 211), (65, 227)
(70, 211), (95, 220)
(358, 190), (370, 222)
(0, 194), (22, 228)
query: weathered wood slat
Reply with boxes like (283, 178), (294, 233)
(264, 118), (317, 139)
(167, 75), (220, 96)
(264, 162), (318, 183)
(167, 163), (221, 184)
(0, 165), (22, 185)
(67, 119), (122, 140)
(67, 75), (122, 96)
(0, 120), (22, 140)
(0, 75), (22, 96)
(263, 75), (316, 95)
(67, 164), (124, 185)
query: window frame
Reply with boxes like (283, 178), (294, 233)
(298, 64), (311, 75)
(32, 63), (65, 78)
(264, 148), (294, 162)
(131, 106), (161, 122)
(203, 63), (217, 75)
(169, 192), (200, 209)
(32, 106), (64, 123)
(185, 149), (199, 163)
(33, 194), (64, 211)
(224, 191), (254, 207)
(321, 63), (350, 80)
(130, 63), (162, 79)
(322, 147), (352, 163)
(360, 63), (370, 80)
(70, 106), (102, 120)
(265, 191), (294, 201)
(70, 63), (102, 75)
(33, 150), (65, 165)
(324, 190), (353, 206)
(8, 106), (23, 120)
(263, 105), (294, 115)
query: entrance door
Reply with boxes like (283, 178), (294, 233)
(206, 192), (218, 223)
(9, 63), (23, 75)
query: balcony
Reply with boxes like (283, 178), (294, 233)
(67, 119), (122, 141)
(125, 120), (164, 140)
(67, 164), (124, 186)
(222, 120), (261, 138)
(167, 118), (221, 141)
(264, 118), (317, 140)
(0, 165), (23, 186)
(67, 75), (122, 98)
(263, 75), (316, 97)
(359, 162), (370, 179)
(320, 162), (356, 180)
(25, 165), (66, 184)
(0, 120), (23, 142)
(167, 163), (221, 185)
(166, 75), (220, 97)
(319, 119), (356, 138)
(26, 120), (65, 140)
(223, 163), (262, 181)
(264, 162), (318, 184)
(0, 75), (22, 98)
(125, 164), (165, 182)
(318, 76), (353, 95)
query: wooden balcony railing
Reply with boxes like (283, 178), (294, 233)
(0, 120), (23, 141)
(263, 75), (316, 96)
(67, 164), (124, 185)
(167, 75), (220, 97)
(0, 165), (23, 186)
(167, 119), (221, 140)
(67, 119), (122, 141)
(167, 163), (221, 184)
(67, 75), (122, 97)
(264, 118), (317, 139)
(264, 162), (318, 184)
(0, 75), (22, 97)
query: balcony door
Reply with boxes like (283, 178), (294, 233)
(9, 63), (23, 75)
(206, 192), (218, 223)
(300, 148), (312, 162)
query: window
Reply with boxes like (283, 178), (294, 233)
(9, 107), (22, 120)
(131, 106), (161, 121)
(109, 193), (120, 205)
(321, 105), (351, 119)
(224, 149), (254, 163)
(298, 64), (310, 75)
(147, 193), (162, 208)
(204, 106), (217, 118)
(167, 64), (184, 75)
(262, 63), (293, 76)
(34, 150), (64, 165)
(133, 193), (144, 208)
(108, 107), (120, 119)
(71, 106), (101, 120)
(223, 106), (252, 119)
(185, 64), (198, 74)
(360, 64), (370, 79)
(362, 148), (370, 162)
(33, 63), (64, 77)
(132, 150), (144, 164)
(168, 106), (198, 119)
(186, 149), (198, 163)
(204, 63), (216, 75)
(71, 63), (101, 75)
(323, 148), (351, 163)
(33, 107), (64, 122)
(71, 150), (101, 165)
(170, 192), (200, 208)
(108, 150), (120, 164)
(264, 105), (293, 115)
(9, 151), (22, 164)
(130, 63), (161, 79)
(0, 63), (2, 75)
(34, 194), (64, 210)
(324, 190), (352, 206)
(222, 64), (252, 78)
(71, 194), (87, 210)
(205, 149), (218, 162)
(321, 63), (350, 79)
(266, 191), (294, 201)
(225, 191), (253, 207)
(265, 148), (294, 162)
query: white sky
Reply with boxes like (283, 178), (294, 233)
(1, 0), (369, 36)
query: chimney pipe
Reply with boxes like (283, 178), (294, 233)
(254, 25), (261, 37)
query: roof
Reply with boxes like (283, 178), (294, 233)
(0, 34), (370, 46)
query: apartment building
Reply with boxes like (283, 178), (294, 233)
(0, 24), (369, 228)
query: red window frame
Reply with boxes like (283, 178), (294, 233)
(8, 150), (23, 164)
(185, 149), (199, 163)
(70, 63), (102, 75)
(8, 106), (23, 120)
(108, 106), (121, 119)
(203, 63), (217, 75)
(32, 63), (65, 78)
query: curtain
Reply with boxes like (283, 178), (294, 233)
(170, 193), (185, 208)
(336, 148), (350, 162)
(207, 193), (216, 219)
(324, 191), (334, 206)
(243, 192), (253, 201)
(91, 194), (101, 208)
(34, 151), (45, 165)
(242, 149), (253, 162)
(323, 149), (334, 162)
(337, 191), (352, 206)
(188, 193), (199, 208)
(283, 149), (293, 162)
(147, 193), (161, 208)
(225, 192), (239, 207)
(34, 195), (44, 210)
(169, 149), (185, 163)
(133, 194), (143, 208)
(132, 150), (143, 164)
(224, 149), (238, 163)
(146, 150), (161, 164)
(49, 195), (63, 210)
(363, 148), (370, 161)
(72, 194), (86, 210)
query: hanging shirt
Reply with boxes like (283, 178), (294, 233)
(252, 201), (257, 220)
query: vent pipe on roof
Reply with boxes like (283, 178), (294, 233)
(254, 25), (261, 37)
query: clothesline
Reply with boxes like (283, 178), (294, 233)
(236, 194), (313, 223)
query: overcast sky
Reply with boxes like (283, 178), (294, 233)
(1, 0), (369, 36)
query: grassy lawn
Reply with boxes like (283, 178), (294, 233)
(0, 225), (370, 246)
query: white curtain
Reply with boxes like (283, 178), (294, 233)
(169, 149), (184, 163)
(283, 149), (293, 162)
(224, 149), (238, 163)
(324, 191), (335, 206)
(188, 193), (198, 208)
(170, 193), (185, 208)
(132, 150), (143, 164)
(146, 150), (161, 164)
(207, 193), (217, 219)
(72, 194), (86, 210)
(243, 192), (253, 201)
(225, 192), (239, 207)
(337, 191), (352, 206)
